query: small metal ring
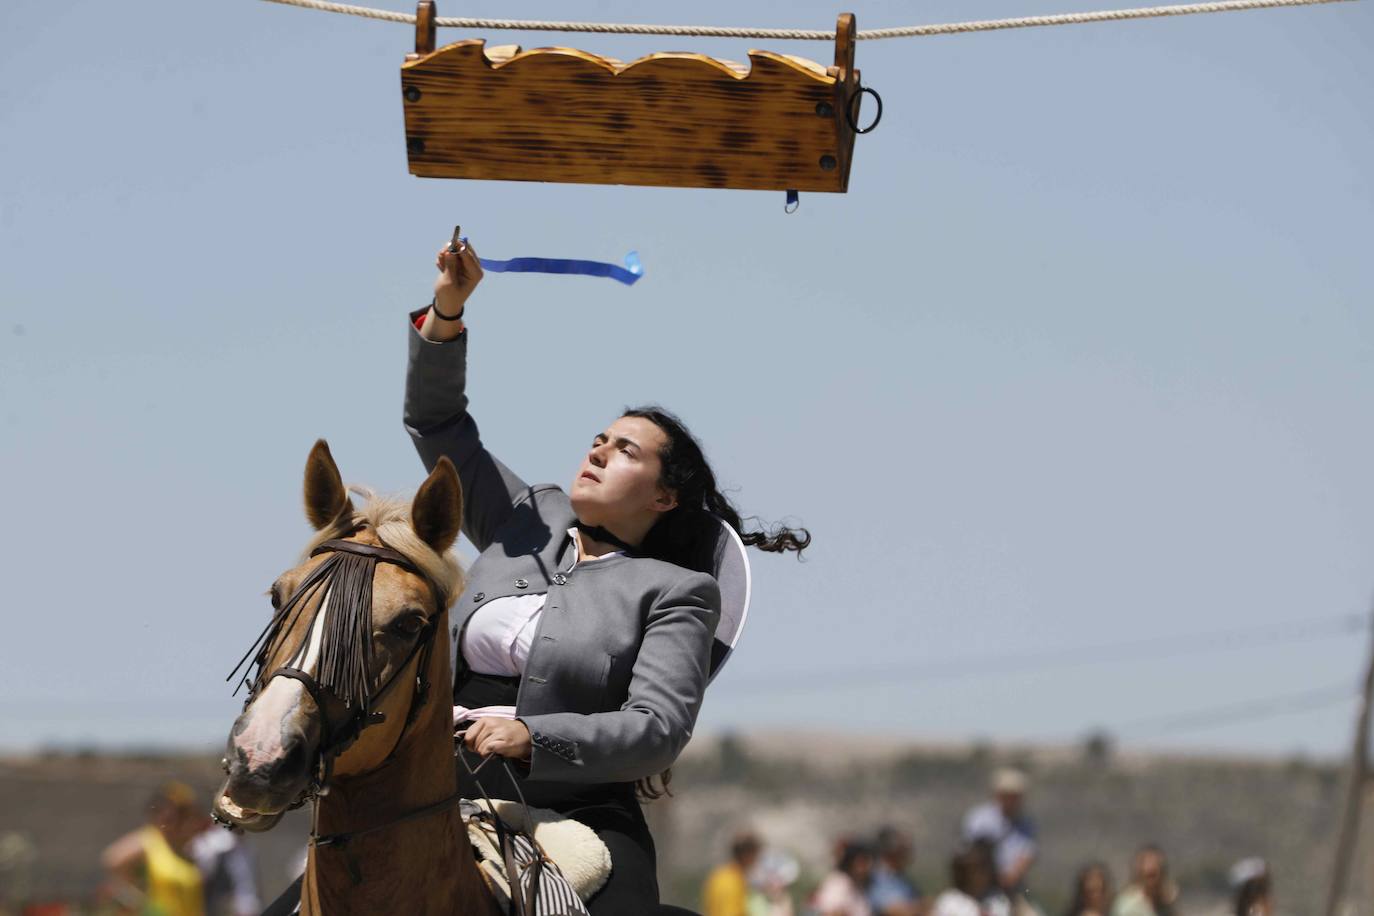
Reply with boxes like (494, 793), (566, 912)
(846, 86), (883, 135)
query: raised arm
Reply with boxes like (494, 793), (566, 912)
(403, 239), (530, 552)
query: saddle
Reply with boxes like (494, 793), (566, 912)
(462, 799), (611, 916)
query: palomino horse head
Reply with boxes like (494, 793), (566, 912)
(214, 440), (463, 831)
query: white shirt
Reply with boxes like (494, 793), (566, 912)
(811, 873), (873, 916)
(461, 528), (624, 676)
(962, 802), (1037, 881)
(931, 890), (983, 916)
(187, 827), (261, 916)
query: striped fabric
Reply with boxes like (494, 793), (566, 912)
(461, 800), (592, 916)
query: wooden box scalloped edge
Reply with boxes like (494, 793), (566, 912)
(401, 18), (860, 193)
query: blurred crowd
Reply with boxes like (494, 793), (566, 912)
(701, 768), (1277, 916)
(3, 782), (262, 916)
(2, 767), (1282, 916)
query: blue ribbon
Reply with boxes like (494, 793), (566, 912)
(465, 240), (643, 286)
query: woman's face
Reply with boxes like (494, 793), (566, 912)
(1136, 852), (1166, 901)
(965, 858), (994, 898)
(569, 416), (676, 530)
(846, 851), (875, 885)
(154, 803), (202, 849)
(1083, 868), (1109, 908)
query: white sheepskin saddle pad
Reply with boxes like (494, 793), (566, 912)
(462, 798), (612, 904)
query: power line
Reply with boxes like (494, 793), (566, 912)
(725, 612), (1367, 694)
(1115, 681), (1355, 738)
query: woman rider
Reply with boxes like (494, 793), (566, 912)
(404, 237), (809, 914)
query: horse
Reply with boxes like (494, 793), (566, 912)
(213, 440), (501, 915)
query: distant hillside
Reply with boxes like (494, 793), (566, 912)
(0, 735), (1367, 915)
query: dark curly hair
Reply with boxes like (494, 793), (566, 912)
(622, 405), (810, 799)
(625, 405), (810, 572)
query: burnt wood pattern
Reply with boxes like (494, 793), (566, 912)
(401, 12), (861, 192)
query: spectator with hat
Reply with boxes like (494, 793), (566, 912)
(750, 847), (800, 916)
(961, 768), (1038, 897)
(1228, 858), (1272, 916)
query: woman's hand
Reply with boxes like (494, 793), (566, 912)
(461, 717), (532, 762)
(424, 237), (483, 341)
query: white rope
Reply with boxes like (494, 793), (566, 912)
(260, 0), (1356, 40)
(860, 0), (1357, 38)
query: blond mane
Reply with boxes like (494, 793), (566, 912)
(300, 484), (465, 608)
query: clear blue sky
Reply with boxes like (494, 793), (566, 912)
(2, 0), (1372, 758)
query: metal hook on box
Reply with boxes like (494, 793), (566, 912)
(847, 86), (883, 135)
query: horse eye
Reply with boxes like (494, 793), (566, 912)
(389, 613), (426, 638)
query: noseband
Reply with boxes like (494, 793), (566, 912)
(225, 535), (446, 809)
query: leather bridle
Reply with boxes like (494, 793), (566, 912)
(224, 534), (447, 814)
(223, 533), (553, 909)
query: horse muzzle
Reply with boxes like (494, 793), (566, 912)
(218, 707), (318, 828)
(211, 780), (288, 833)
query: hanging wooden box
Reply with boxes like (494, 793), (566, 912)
(401, 7), (862, 192)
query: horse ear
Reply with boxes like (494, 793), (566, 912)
(411, 457), (463, 554)
(304, 439), (352, 530)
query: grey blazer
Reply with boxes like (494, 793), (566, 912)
(402, 314), (722, 792)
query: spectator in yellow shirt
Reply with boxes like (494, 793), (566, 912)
(703, 831), (763, 916)
(101, 782), (206, 916)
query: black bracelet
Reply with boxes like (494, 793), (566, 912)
(430, 297), (465, 322)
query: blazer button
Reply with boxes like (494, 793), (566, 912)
(514, 578), (529, 589)
(553, 573), (567, 586)
(473, 592), (485, 603)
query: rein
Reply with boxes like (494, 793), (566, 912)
(307, 740), (543, 904)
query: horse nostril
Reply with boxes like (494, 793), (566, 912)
(228, 744), (250, 776)
(279, 736), (309, 780)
